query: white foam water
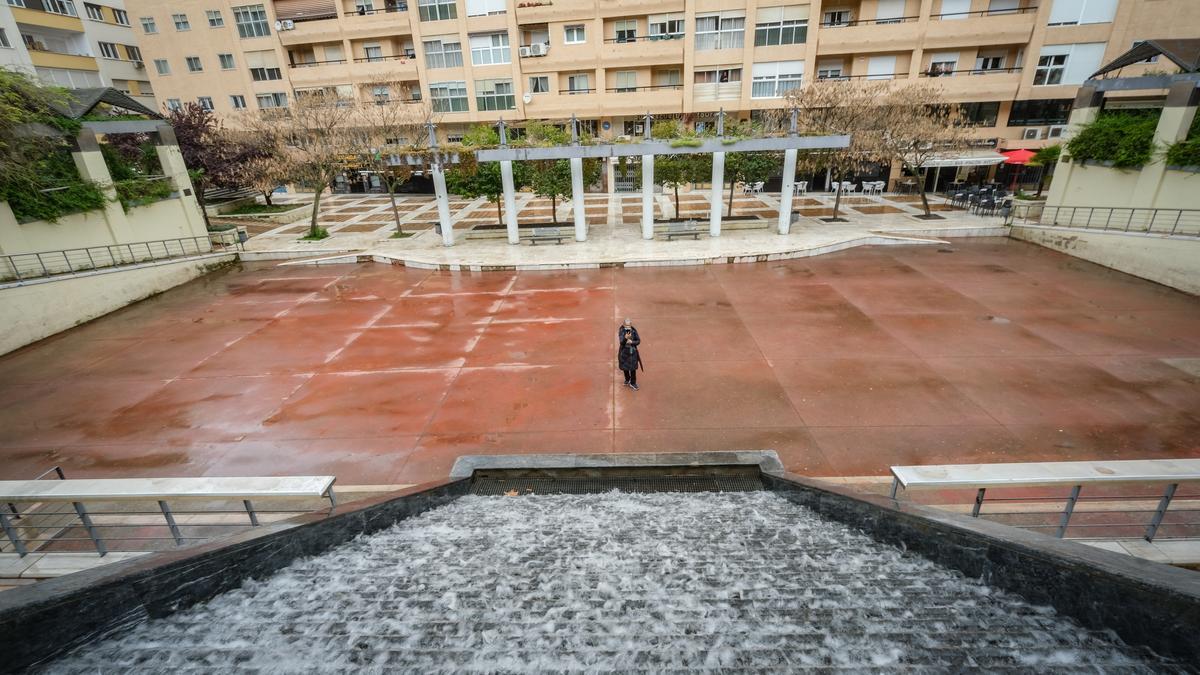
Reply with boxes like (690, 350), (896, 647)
(48, 491), (1173, 673)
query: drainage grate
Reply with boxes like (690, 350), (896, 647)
(470, 474), (764, 495)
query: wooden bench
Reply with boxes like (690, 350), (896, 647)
(0, 476), (337, 556)
(527, 227), (566, 245)
(661, 220), (702, 241)
(890, 459), (1200, 539)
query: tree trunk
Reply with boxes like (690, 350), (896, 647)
(673, 184), (680, 220)
(195, 188), (213, 231)
(551, 194), (557, 224)
(387, 181), (403, 235)
(831, 174), (843, 219)
(263, 190), (273, 207)
(308, 183), (323, 238)
(495, 199), (503, 226)
(918, 169), (932, 218)
(727, 178), (735, 217)
(1035, 168), (1048, 198)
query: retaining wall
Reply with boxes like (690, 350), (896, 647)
(1011, 225), (1200, 295)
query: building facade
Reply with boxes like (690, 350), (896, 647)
(2, 0), (156, 109)
(119, 0), (1197, 146)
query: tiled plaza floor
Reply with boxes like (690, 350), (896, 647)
(1, 238), (1197, 486)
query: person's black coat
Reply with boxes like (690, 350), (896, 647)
(618, 343), (642, 372)
(618, 325), (640, 349)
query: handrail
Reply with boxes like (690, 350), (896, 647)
(350, 3), (408, 14)
(602, 34), (684, 44)
(606, 84), (684, 93)
(817, 73), (910, 81)
(820, 15), (919, 27)
(1005, 202), (1200, 237)
(353, 53), (415, 63)
(289, 58), (347, 68)
(559, 87), (596, 94)
(0, 234), (241, 284)
(919, 66), (1023, 77)
(931, 6), (1038, 19)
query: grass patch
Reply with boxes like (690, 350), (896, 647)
(299, 227), (330, 241)
(389, 231), (416, 239)
(226, 202), (308, 215)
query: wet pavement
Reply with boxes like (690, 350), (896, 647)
(1, 238), (1198, 485)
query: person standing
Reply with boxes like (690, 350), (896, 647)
(618, 318), (643, 390)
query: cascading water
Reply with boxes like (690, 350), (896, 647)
(48, 491), (1176, 673)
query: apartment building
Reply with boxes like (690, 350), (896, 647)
(2, 0), (156, 108)
(121, 0), (1197, 147)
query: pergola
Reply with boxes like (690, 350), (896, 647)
(423, 112), (851, 247)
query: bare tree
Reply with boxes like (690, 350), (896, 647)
(877, 82), (971, 219)
(349, 79), (435, 236)
(238, 151), (292, 206)
(241, 90), (358, 239)
(785, 79), (891, 221)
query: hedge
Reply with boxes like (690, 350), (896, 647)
(1066, 110), (1159, 169)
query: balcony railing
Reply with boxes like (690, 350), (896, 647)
(605, 84), (683, 93)
(820, 15), (919, 27)
(602, 34), (684, 44)
(286, 11), (339, 23)
(559, 87), (595, 94)
(931, 6), (1038, 20)
(919, 66), (1023, 77)
(350, 3), (409, 14)
(289, 58), (347, 68)
(353, 53), (416, 63)
(817, 73), (910, 81)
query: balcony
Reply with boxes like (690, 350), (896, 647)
(342, 6), (411, 39)
(693, 82), (742, 104)
(924, 7), (1037, 49)
(524, 90), (599, 117)
(514, 0), (593, 23)
(815, 16), (921, 55)
(918, 68), (1023, 102)
(10, 6), (85, 32)
(276, 14), (342, 46)
(351, 54), (420, 81)
(600, 35), (683, 67)
(597, 0), (684, 18)
(287, 59), (353, 86)
(603, 84), (684, 115)
(28, 49), (99, 71)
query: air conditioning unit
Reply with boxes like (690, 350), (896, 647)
(1022, 127), (1043, 140)
(133, 60), (144, 69)
(1047, 125), (1067, 139)
(518, 46), (532, 58)
(530, 42), (548, 56)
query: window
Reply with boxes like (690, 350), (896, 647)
(470, 32), (510, 65)
(1048, 0), (1118, 26)
(695, 13), (745, 50)
(198, 96), (214, 110)
(233, 5), (271, 38)
(184, 56), (202, 72)
(219, 53), (236, 69)
(959, 102), (1000, 126)
(6, 0), (24, 7)
(166, 98), (182, 111)
(256, 92), (287, 109)
(124, 45), (141, 61)
(113, 8), (128, 24)
(44, 0), (78, 17)
(1008, 99), (1072, 126)
(564, 24), (585, 44)
(928, 52), (958, 76)
(614, 19), (636, 43)
(154, 58), (170, 74)
(230, 94), (247, 109)
(98, 41), (120, 59)
(648, 13), (684, 39)
(424, 38), (463, 68)
(430, 81), (468, 112)
(418, 0), (456, 22)
(0, 28), (9, 48)
(875, 0), (906, 23)
(207, 10), (224, 27)
(612, 70), (636, 92)
(751, 60), (803, 98)
(653, 69), (681, 87)
(84, 3), (104, 21)
(465, 0), (504, 16)
(528, 75), (549, 94)
(1034, 53), (1066, 84)
(1034, 43), (1104, 85)
(172, 13), (190, 30)
(250, 66), (282, 80)
(975, 54), (1005, 72)
(694, 67), (742, 83)
(475, 78), (514, 110)
(361, 43), (383, 61)
(372, 85), (390, 103)
(141, 17), (156, 33)
(755, 6), (807, 46)
(566, 73), (590, 93)
(822, 9), (851, 26)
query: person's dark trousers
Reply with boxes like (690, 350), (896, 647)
(622, 369), (637, 386)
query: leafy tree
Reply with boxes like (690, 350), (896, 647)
(723, 151), (778, 217)
(1029, 144), (1061, 198)
(632, 119), (711, 218)
(529, 158), (600, 223)
(446, 124), (530, 225)
(168, 102), (267, 230)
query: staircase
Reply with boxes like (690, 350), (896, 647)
(46, 491), (1175, 673)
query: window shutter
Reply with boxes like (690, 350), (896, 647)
(272, 0), (336, 21)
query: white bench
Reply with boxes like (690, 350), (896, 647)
(1, 476), (336, 557)
(527, 227), (566, 245)
(890, 459), (1200, 540)
(661, 220), (702, 241)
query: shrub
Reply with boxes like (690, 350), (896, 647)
(1165, 114), (1200, 168)
(1066, 111), (1159, 169)
(115, 178), (175, 211)
(0, 148), (108, 222)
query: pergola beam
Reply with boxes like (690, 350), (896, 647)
(476, 135), (850, 162)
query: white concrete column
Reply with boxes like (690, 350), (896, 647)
(501, 160), (519, 244)
(432, 163), (454, 247)
(72, 128), (134, 244)
(570, 157), (586, 242)
(778, 148), (797, 235)
(641, 154), (654, 240)
(710, 151), (725, 237)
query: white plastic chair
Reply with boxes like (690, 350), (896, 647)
(797, 181), (808, 195)
(861, 181), (873, 195)
(752, 181), (764, 194)
(843, 181), (856, 195)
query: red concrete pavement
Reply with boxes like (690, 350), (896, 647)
(1, 238), (1198, 485)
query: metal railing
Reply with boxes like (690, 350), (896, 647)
(289, 58), (347, 68)
(353, 53), (415, 63)
(817, 72), (911, 81)
(820, 15), (919, 27)
(919, 66), (1023, 77)
(606, 84), (684, 93)
(351, 3), (408, 14)
(1006, 203), (1200, 237)
(931, 5), (1038, 19)
(0, 233), (242, 284)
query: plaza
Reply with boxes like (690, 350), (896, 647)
(2, 238), (1197, 488)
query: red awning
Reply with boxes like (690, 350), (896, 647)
(1002, 149), (1036, 165)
